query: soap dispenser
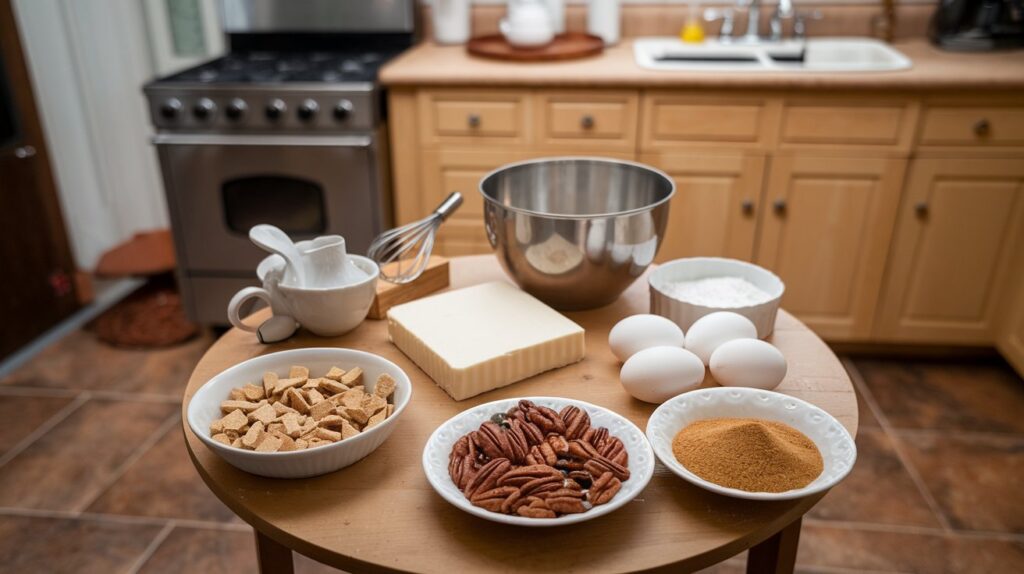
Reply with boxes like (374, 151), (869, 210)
(681, 3), (706, 43)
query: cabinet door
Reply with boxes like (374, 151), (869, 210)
(757, 156), (906, 340)
(999, 276), (1024, 378)
(877, 159), (1024, 344)
(643, 153), (765, 262)
(420, 149), (636, 256)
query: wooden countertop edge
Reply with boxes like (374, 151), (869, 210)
(379, 39), (1024, 91)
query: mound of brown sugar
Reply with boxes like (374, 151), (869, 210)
(672, 418), (824, 493)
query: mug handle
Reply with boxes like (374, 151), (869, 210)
(227, 286), (274, 332)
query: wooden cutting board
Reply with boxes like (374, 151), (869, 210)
(466, 33), (604, 62)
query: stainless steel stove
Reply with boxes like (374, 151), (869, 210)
(144, 0), (414, 324)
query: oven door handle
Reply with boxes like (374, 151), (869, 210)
(152, 134), (373, 147)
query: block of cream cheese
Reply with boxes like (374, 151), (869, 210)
(386, 281), (585, 401)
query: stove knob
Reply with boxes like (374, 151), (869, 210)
(160, 98), (183, 120)
(265, 99), (286, 120)
(333, 99), (354, 121)
(297, 99), (319, 121)
(225, 98), (248, 121)
(193, 98), (216, 120)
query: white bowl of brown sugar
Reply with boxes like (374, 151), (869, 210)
(646, 387), (856, 500)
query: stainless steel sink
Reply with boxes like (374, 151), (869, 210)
(634, 37), (912, 72)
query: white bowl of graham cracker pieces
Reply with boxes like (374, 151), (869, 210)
(187, 348), (411, 478)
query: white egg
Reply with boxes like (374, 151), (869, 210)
(710, 338), (788, 390)
(684, 311), (758, 365)
(608, 314), (686, 362)
(620, 346), (705, 404)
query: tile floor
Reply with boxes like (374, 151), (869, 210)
(1, 330), (1022, 573)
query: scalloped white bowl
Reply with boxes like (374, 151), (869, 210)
(423, 397), (655, 526)
(187, 348), (412, 479)
(646, 387), (856, 500)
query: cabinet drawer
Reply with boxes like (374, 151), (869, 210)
(780, 103), (913, 148)
(641, 95), (775, 150)
(537, 92), (638, 150)
(419, 90), (529, 144)
(920, 107), (1024, 146)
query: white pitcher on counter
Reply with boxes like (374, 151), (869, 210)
(432, 0), (471, 44)
(500, 0), (555, 47)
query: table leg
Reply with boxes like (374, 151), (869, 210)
(254, 529), (294, 574)
(746, 517), (801, 574)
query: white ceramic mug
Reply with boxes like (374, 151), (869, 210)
(227, 245), (379, 337)
(500, 0), (555, 48)
(432, 0), (471, 44)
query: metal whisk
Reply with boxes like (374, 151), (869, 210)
(368, 192), (463, 283)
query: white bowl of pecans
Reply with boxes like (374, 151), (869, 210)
(187, 348), (411, 478)
(423, 397), (655, 526)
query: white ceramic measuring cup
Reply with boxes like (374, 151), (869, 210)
(301, 235), (368, 289)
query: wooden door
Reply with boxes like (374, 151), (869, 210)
(643, 153), (765, 263)
(876, 159), (1024, 344)
(420, 148), (635, 257)
(0, 0), (79, 360)
(757, 155), (906, 340)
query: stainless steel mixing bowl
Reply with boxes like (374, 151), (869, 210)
(480, 157), (675, 311)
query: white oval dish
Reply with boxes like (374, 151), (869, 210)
(649, 257), (784, 339)
(646, 387), (856, 501)
(187, 348), (412, 479)
(423, 396), (655, 526)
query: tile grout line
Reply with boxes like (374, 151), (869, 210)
(73, 412), (183, 514)
(126, 521), (175, 574)
(0, 506), (251, 532)
(802, 516), (1024, 543)
(841, 358), (955, 534)
(0, 392), (91, 470)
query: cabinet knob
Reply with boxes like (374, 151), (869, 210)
(914, 201), (929, 218)
(14, 145), (36, 159)
(772, 199), (787, 215)
(741, 199), (755, 215)
(580, 114), (595, 129)
(467, 114), (481, 128)
(974, 118), (991, 137)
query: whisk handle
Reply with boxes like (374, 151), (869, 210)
(433, 192), (463, 222)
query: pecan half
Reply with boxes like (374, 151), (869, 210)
(584, 426), (610, 450)
(568, 439), (600, 461)
(584, 456), (630, 482)
(497, 464), (561, 488)
(560, 405), (591, 440)
(471, 486), (519, 512)
(555, 458), (585, 471)
(450, 435), (471, 461)
(517, 500), (556, 518)
(546, 434), (569, 457)
(546, 493), (587, 514)
(512, 418), (544, 446)
(505, 422), (531, 464)
(600, 436), (627, 466)
(568, 470), (593, 487)
(526, 404), (566, 435)
(519, 474), (563, 497)
(475, 422), (512, 460)
(464, 458), (511, 498)
(529, 443), (558, 467)
(588, 471), (622, 506)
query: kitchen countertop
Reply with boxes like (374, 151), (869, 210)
(380, 39), (1024, 91)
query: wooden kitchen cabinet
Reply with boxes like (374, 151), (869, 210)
(998, 279), (1024, 377)
(756, 155), (906, 340)
(643, 153), (766, 263)
(875, 159), (1024, 344)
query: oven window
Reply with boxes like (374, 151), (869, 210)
(221, 176), (326, 235)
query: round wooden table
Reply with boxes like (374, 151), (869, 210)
(183, 255), (858, 574)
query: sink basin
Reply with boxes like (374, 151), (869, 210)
(634, 37), (912, 72)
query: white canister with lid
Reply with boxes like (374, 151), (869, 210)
(587, 0), (620, 45)
(432, 0), (471, 45)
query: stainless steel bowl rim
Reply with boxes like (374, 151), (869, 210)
(478, 156), (677, 220)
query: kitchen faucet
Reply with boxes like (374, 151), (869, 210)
(707, 0), (823, 42)
(738, 0), (763, 43)
(769, 0), (795, 41)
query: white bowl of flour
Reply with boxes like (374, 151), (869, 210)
(649, 257), (785, 339)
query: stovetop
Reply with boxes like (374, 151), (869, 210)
(160, 49), (401, 85)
